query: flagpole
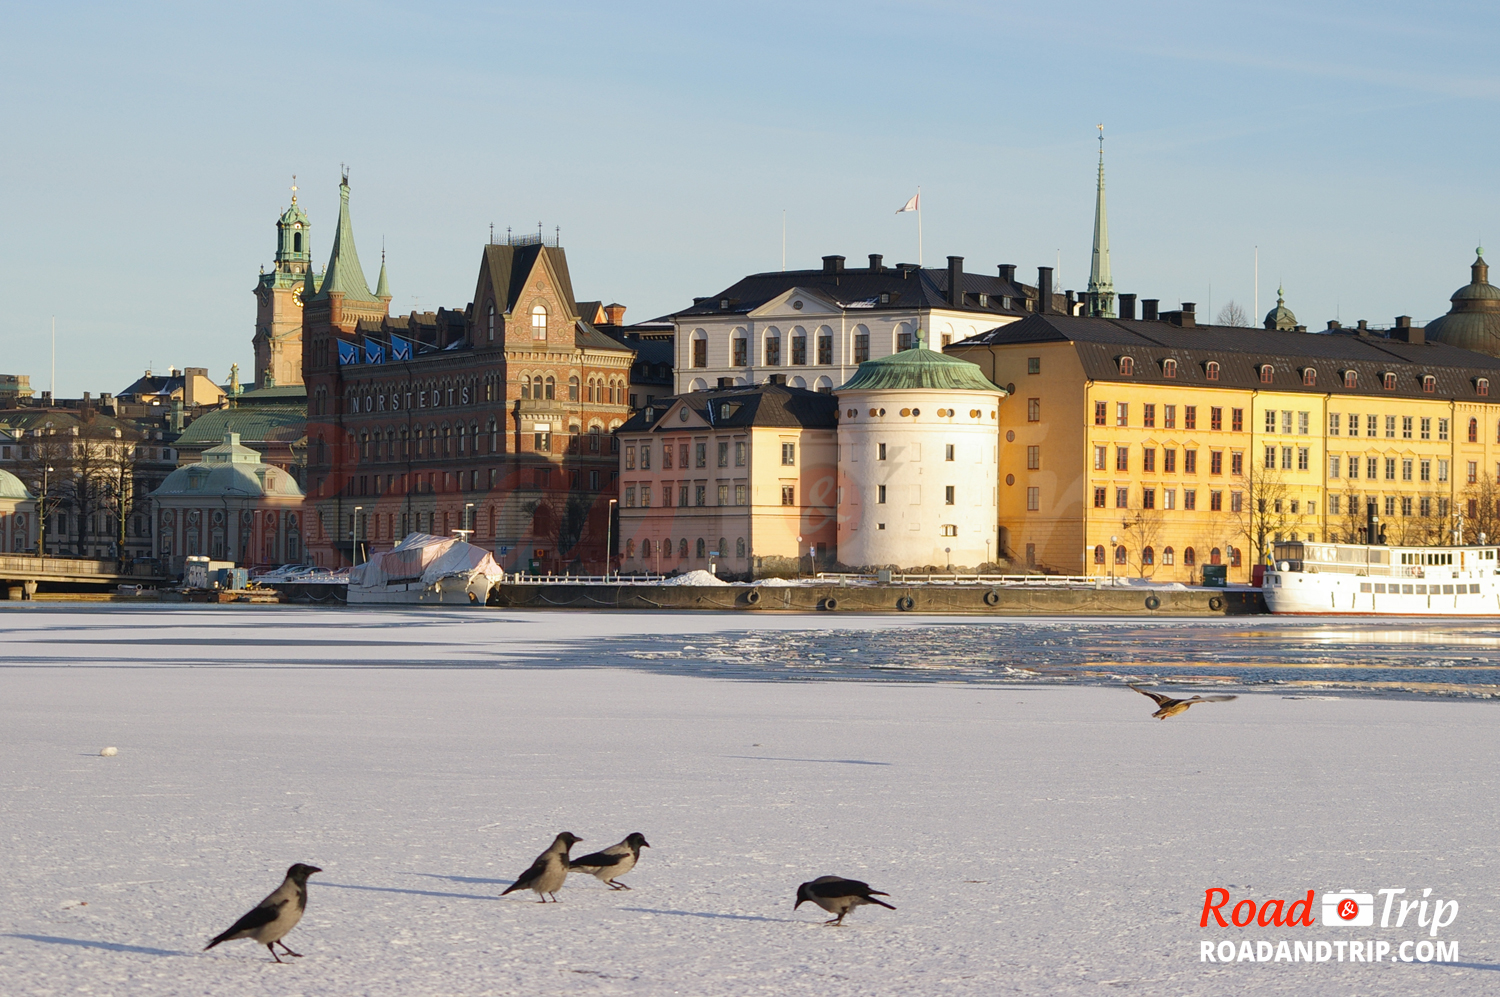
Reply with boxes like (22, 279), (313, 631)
(1254, 246), (1259, 321)
(781, 209), (786, 272)
(917, 185), (923, 267)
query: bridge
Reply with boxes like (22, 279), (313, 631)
(0, 554), (167, 598)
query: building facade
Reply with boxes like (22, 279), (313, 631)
(615, 384), (838, 577)
(253, 183), (323, 389)
(0, 464), (36, 553)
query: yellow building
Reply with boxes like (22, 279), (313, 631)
(615, 384), (838, 577)
(950, 301), (1500, 583)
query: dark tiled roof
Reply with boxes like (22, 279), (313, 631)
(954, 313), (1500, 400)
(481, 244), (578, 317)
(674, 264), (1041, 319)
(619, 384), (838, 433)
(575, 321), (635, 355)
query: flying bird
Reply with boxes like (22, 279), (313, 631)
(794, 876), (895, 925)
(570, 832), (650, 890)
(501, 832), (582, 902)
(1130, 685), (1238, 719)
(204, 863), (321, 962)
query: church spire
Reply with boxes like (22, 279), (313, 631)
(313, 169), (377, 303)
(1087, 124), (1115, 318)
(375, 245), (390, 301)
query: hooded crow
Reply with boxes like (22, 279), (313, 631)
(794, 876), (895, 925)
(501, 832), (582, 902)
(205, 863), (321, 962)
(1130, 685), (1238, 720)
(570, 832), (650, 890)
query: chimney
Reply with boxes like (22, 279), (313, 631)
(947, 256), (963, 306)
(1181, 302), (1196, 328)
(1065, 290), (1077, 314)
(822, 255), (845, 274)
(997, 264), (1016, 284)
(1394, 315), (1425, 345)
(604, 302), (626, 325)
(868, 254), (883, 272)
(1119, 293), (1137, 320)
(1357, 319), (1368, 331)
(1142, 298), (1159, 321)
(1037, 267), (1054, 315)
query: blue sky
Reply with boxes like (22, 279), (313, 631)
(3, 1), (1499, 397)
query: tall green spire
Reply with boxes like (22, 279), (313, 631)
(1087, 124), (1115, 318)
(313, 171), (377, 303)
(375, 247), (390, 300)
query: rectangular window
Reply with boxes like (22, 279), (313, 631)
(1368, 456), (1379, 479)
(1265, 410), (1277, 433)
(1298, 447), (1310, 471)
(878, 485), (887, 504)
(1143, 403), (1156, 428)
(1232, 407), (1243, 432)
(732, 338), (748, 366)
(624, 486), (636, 507)
(1367, 414), (1378, 437)
(781, 443), (795, 466)
(1116, 402), (1128, 427)
(640, 483), (652, 507)
(1230, 491), (1243, 513)
(1115, 487), (1129, 508)
(1468, 460), (1478, 484)
(1184, 489), (1197, 510)
(1412, 459), (1422, 482)
(817, 333), (832, 365)
(1385, 415), (1396, 438)
(1439, 459), (1449, 482)
(1027, 398), (1041, 422)
(1027, 357), (1041, 374)
(735, 483), (747, 505)
(1142, 447), (1156, 472)
(1282, 446), (1294, 470)
(1421, 417), (1431, 440)
(717, 483), (729, 505)
(1282, 410), (1293, 434)
(1164, 488), (1176, 510)
(1329, 413), (1341, 436)
(1093, 486), (1106, 508)
(1210, 490), (1222, 511)
(1329, 494), (1340, 515)
(1231, 452), (1243, 476)
(1185, 406), (1197, 430)
(1094, 445), (1107, 471)
(1094, 401), (1107, 426)
(1385, 457), (1397, 480)
(695, 442), (707, 468)
(695, 484), (706, 506)
(735, 441), (746, 466)
(718, 442), (730, 467)
(1026, 445), (1039, 470)
(1210, 407), (1222, 431)
(1299, 411), (1309, 435)
(624, 446), (636, 470)
(1402, 416), (1413, 439)
(1142, 488), (1155, 509)
(679, 484), (689, 506)
(1116, 446), (1129, 471)
(1439, 418), (1449, 441)
(1184, 449), (1197, 474)
(1329, 455), (1341, 478)
(853, 333), (869, 363)
(1439, 497), (1450, 516)
(791, 335), (807, 365)
(640, 445), (651, 470)
(1210, 451), (1223, 475)
(944, 485), (955, 506)
(1025, 486), (1039, 511)
(878, 442), (887, 461)
(1385, 496), (1396, 517)
(781, 485), (795, 505)
(1164, 448), (1177, 473)
(1164, 405), (1176, 429)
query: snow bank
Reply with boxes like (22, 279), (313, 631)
(657, 568), (729, 586)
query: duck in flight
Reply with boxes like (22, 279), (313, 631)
(1130, 685), (1238, 720)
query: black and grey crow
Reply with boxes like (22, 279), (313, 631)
(501, 832), (582, 902)
(570, 832), (650, 889)
(1129, 685), (1238, 719)
(205, 863), (321, 962)
(794, 876), (895, 925)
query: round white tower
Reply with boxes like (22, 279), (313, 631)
(836, 346), (1005, 570)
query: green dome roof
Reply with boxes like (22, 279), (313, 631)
(1263, 286), (1298, 331)
(1425, 253), (1500, 356)
(153, 433), (304, 500)
(838, 347), (1002, 393)
(0, 467), (33, 501)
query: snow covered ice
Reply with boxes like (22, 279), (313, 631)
(1, 606), (1496, 995)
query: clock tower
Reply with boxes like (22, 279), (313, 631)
(253, 179), (321, 388)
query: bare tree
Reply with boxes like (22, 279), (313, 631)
(1336, 483), (1367, 542)
(1227, 463), (1290, 566)
(1121, 507), (1165, 579)
(98, 437), (142, 563)
(1216, 300), (1250, 327)
(14, 430), (73, 556)
(1462, 476), (1500, 544)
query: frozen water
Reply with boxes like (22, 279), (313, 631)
(0, 606), (1496, 995)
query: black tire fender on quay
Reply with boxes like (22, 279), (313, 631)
(745, 589), (762, 605)
(1144, 594), (1161, 611)
(1208, 595), (1224, 611)
(983, 590), (1000, 606)
(896, 596), (915, 611)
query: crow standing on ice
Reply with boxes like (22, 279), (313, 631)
(1130, 685), (1238, 719)
(570, 832), (650, 889)
(501, 832), (582, 902)
(204, 863), (321, 962)
(794, 876), (895, 925)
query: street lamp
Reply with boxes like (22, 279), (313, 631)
(1109, 534), (1119, 586)
(353, 505), (363, 568)
(605, 498), (617, 580)
(36, 464), (55, 558)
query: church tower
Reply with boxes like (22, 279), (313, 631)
(1086, 125), (1116, 319)
(253, 179), (321, 389)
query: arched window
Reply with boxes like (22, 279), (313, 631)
(414, 425), (425, 457)
(625, 539), (635, 558)
(520, 375), (531, 400)
(1119, 356), (1135, 376)
(532, 375), (544, 398)
(678, 538), (688, 559)
(1478, 377), (1490, 397)
(1162, 358), (1177, 379)
(736, 537), (746, 558)
(1114, 545), (1127, 565)
(487, 417), (497, 453)
(1422, 374), (1436, 393)
(1469, 418), (1479, 443)
(1382, 371), (1396, 390)
(1229, 547), (1242, 567)
(532, 305), (548, 340)
(1303, 367), (1317, 387)
(1163, 546), (1175, 565)
(1259, 364), (1274, 384)
(662, 537), (673, 560)
(695, 537), (706, 558)
(1205, 361), (1220, 381)
(1142, 545), (1155, 565)
(1344, 370), (1357, 389)
(293, 232), (302, 253)
(1094, 544), (1106, 565)
(544, 376), (555, 400)
(487, 303), (496, 342)
(441, 424), (452, 457)
(568, 376), (579, 401)
(1184, 546), (1196, 567)
(456, 424), (466, 456)
(1210, 547), (1223, 565)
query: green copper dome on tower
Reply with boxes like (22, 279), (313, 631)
(838, 336), (1002, 393)
(1263, 285), (1298, 330)
(1425, 251), (1500, 356)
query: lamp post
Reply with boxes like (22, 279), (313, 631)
(36, 464), (55, 558)
(605, 498), (617, 579)
(353, 505), (363, 568)
(456, 501), (475, 543)
(1109, 534), (1119, 586)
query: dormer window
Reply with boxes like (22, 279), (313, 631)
(1162, 358), (1178, 379)
(879, 292), (890, 305)
(1119, 356), (1135, 376)
(1478, 377), (1490, 397)
(1344, 370), (1357, 390)
(1205, 361), (1220, 381)
(1302, 367), (1317, 387)
(1422, 374), (1436, 393)
(1382, 371), (1396, 390)
(1259, 364), (1274, 384)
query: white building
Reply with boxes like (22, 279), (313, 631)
(673, 255), (1058, 394)
(836, 345), (1006, 570)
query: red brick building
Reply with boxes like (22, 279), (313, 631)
(301, 177), (633, 571)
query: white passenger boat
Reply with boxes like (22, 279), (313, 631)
(1263, 539), (1500, 615)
